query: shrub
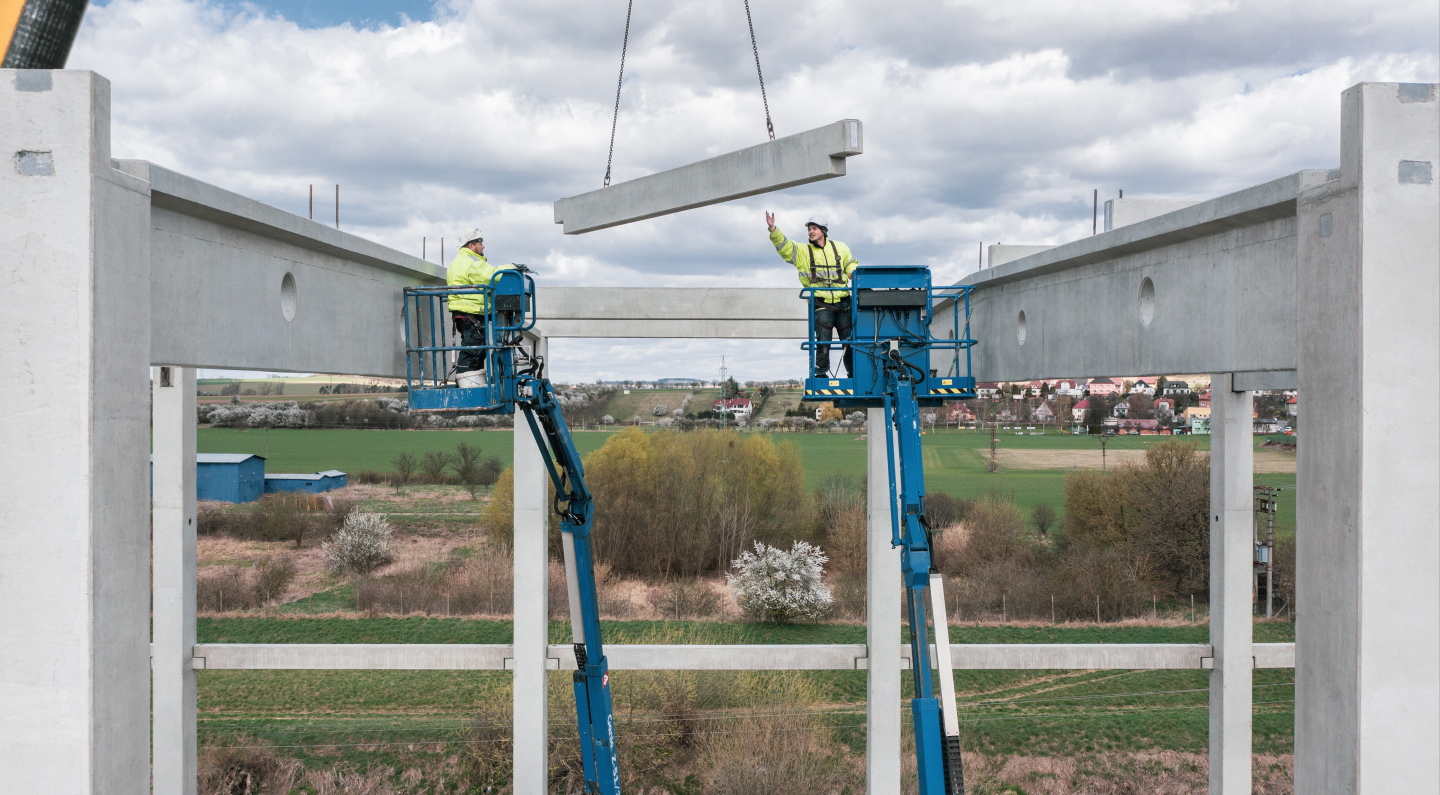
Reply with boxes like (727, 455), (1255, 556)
(648, 577), (724, 620)
(1031, 502), (1057, 537)
(321, 513), (393, 575)
(419, 451), (454, 484)
(256, 493), (305, 547)
(727, 541), (833, 623)
(196, 567), (254, 612)
(652, 404), (668, 416)
(252, 555), (296, 603)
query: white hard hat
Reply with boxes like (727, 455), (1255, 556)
(805, 216), (829, 230)
(457, 228), (483, 246)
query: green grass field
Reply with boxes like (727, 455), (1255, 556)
(199, 426), (1297, 534)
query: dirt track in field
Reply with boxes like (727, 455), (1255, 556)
(995, 448), (1296, 473)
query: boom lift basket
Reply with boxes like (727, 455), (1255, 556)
(402, 270), (537, 414)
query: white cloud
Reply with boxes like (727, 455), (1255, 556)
(73, 0), (1437, 382)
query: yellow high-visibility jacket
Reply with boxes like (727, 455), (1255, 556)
(769, 227), (858, 303)
(446, 248), (516, 315)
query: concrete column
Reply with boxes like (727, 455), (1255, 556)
(1296, 82), (1440, 795)
(866, 407), (902, 794)
(512, 336), (551, 792)
(1207, 373), (1252, 794)
(1, 70), (152, 794)
(152, 367), (198, 795)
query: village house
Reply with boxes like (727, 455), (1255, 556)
(1054, 379), (1083, 397)
(1113, 401), (1130, 417)
(1129, 377), (1158, 396)
(1086, 377), (1122, 396)
(976, 382), (1002, 399)
(1033, 402), (1056, 423)
(1198, 389), (1211, 408)
(948, 402), (975, 423)
(1163, 379), (1193, 396)
(1071, 398), (1091, 422)
(712, 397), (753, 419)
(1286, 395), (1298, 416)
(1153, 397), (1176, 417)
(1027, 380), (1047, 397)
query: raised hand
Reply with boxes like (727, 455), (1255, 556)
(765, 211), (776, 232)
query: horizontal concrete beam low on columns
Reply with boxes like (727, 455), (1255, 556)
(192, 642), (1298, 671)
(554, 120), (862, 234)
(534, 287), (807, 338)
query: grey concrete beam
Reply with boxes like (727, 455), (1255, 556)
(1209, 373), (1254, 794)
(868, 413), (903, 795)
(152, 367), (197, 795)
(946, 169), (1337, 382)
(554, 120), (862, 234)
(192, 642), (1299, 670)
(1295, 82), (1440, 795)
(129, 161), (443, 377)
(2, 70), (153, 795)
(535, 287), (806, 338)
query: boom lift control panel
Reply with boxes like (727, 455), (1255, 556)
(802, 265), (978, 795)
(402, 273), (622, 795)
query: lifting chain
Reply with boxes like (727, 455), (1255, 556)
(743, 0), (775, 140)
(603, 0), (636, 187)
(604, 0), (775, 187)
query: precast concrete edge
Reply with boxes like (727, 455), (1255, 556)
(122, 160), (443, 283)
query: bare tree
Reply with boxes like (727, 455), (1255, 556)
(392, 453), (418, 484)
(1031, 503), (1057, 538)
(420, 451), (454, 484)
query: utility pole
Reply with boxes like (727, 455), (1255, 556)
(308, 184), (313, 219)
(335, 185), (340, 229)
(1099, 432), (1109, 471)
(987, 421), (998, 473)
(1254, 485), (1281, 617)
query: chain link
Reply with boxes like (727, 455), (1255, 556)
(744, 0), (775, 140)
(603, 0), (636, 187)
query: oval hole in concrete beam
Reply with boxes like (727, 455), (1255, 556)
(281, 272), (297, 321)
(1139, 277), (1155, 326)
(1017, 310), (1027, 346)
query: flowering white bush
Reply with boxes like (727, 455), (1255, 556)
(726, 541), (833, 623)
(322, 512), (393, 575)
(652, 404), (669, 417)
(601, 414), (615, 425)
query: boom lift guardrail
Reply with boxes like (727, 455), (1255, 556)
(801, 266), (978, 795)
(402, 273), (622, 795)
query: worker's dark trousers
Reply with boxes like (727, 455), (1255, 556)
(812, 298), (853, 377)
(453, 313), (487, 373)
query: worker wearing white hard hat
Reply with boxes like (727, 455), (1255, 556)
(765, 212), (859, 377)
(446, 228), (518, 380)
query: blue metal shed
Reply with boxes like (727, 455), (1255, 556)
(264, 469), (348, 495)
(151, 453), (267, 503)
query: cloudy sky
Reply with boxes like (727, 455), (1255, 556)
(71, 0), (1437, 383)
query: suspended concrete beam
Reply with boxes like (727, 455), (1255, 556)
(554, 119), (863, 234)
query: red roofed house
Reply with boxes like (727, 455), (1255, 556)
(713, 398), (753, 419)
(1027, 380), (1047, 397)
(1071, 399), (1091, 422)
(949, 403), (975, 422)
(1153, 398), (1176, 417)
(1033, 402), (1055, 423)
(976, 382), (1002, 399)
(1054, 379), (1083, 397)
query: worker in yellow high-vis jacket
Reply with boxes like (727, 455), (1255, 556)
(446, 228), (517, 381)
(766, 212), (859, 377)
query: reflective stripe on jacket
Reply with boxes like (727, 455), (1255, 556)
(446, 248), (516, 314)
(769, 227), (858, 303)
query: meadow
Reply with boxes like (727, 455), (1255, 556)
(198, 425), (1297, 535)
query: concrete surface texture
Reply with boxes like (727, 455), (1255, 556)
(535, 286), (806, 338)
(152, 366), (198, 795)
(955, 169), (1337, 382)
(987, 244), (1053, 269)
(1, 70), (152, 795)
(1104, 197), (1203, 231)
(553, 119), (862, 234)
(189, 642), (1296, 670)
(132, 160), (443, 377)
(1295, 82), (1439, 795)
(1208, 373), (1254, 795)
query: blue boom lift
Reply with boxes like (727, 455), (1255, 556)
(802, 266), (978, 795)
(402, 273), (622, 795)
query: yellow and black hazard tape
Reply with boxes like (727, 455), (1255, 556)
(806, 389), (855, 396)
(929, 388), (971, 394)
